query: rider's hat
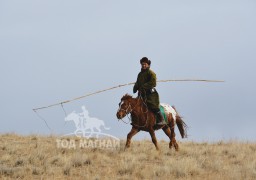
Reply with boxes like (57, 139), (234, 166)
(140, 57), (151, 65)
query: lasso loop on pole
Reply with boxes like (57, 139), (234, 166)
(33, 109), (52, 132)
(61, 103), (67, 117)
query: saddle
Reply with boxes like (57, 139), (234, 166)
(154, 105), (168, 124)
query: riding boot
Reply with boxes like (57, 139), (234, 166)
(156, 111), (166, 125)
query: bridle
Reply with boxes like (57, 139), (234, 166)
(117, 96), (149, 127)
(118, 100), (138, 118)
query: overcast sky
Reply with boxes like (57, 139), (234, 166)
(0, 0), (255, 142)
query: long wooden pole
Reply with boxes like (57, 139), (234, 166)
(32, 79), (224, 111)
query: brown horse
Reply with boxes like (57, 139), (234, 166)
(116, 94), (187, 151)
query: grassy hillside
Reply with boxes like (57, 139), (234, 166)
(0, 134), (256, 179)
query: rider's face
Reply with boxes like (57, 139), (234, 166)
(141, 62), (149, 70)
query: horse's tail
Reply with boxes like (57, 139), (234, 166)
(172, 106), (188, 138)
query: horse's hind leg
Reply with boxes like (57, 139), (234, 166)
(170, 125), (179, 151)
(171, 129), (178, 151)
(166, 115), (179, 151)
(162, 126), (173, 149)
(125, 127), (139, 149)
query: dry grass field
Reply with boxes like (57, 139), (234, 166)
(0, 133), (256, 180)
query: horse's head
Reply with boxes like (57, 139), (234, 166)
(65, 111), (77, 122)
(116, 94), (134, 119)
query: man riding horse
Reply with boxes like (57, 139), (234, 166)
(133, 57), (166, 125)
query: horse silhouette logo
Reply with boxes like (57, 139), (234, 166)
(64, 105), (112, 138)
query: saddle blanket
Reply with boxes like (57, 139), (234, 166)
(155, 103), (177, 124)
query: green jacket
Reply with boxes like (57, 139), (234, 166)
(133, 68), (160, 110)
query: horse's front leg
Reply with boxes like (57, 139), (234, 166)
(149, 129), (159, 150)
(125, 127), (139, 149)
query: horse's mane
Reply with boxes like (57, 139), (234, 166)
(121, 94), (133, 101)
